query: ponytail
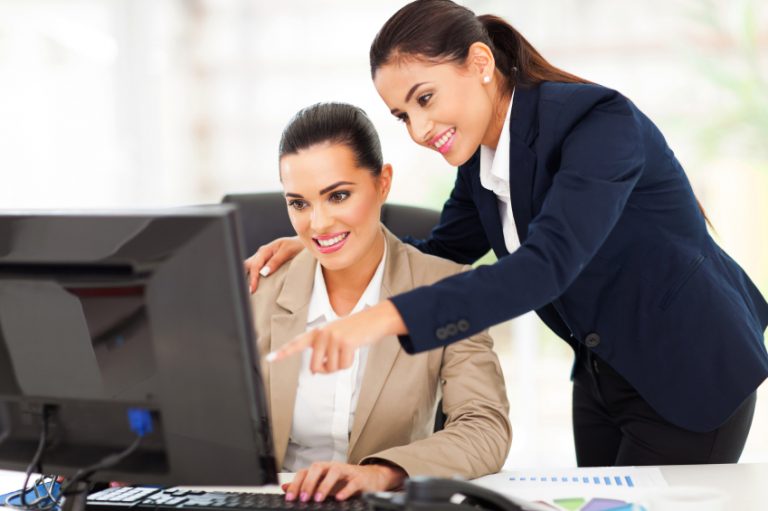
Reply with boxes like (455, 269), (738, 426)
(477, 14), (589, 94)
(370, 0), (589, 94)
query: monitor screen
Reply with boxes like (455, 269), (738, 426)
(0, 205), (277, 486)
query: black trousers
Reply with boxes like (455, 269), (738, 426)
(572, 348), (757, 466)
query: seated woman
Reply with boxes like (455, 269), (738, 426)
(251, 102), (511, 502)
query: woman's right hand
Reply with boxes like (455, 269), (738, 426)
(244, 236), (304, 293)
(281, 461), (406, 502)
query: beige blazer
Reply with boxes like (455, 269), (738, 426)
(251, 227), (511, 479)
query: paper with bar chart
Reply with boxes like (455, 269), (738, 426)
(472, 467), (667, 511)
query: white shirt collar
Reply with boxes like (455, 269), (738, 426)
(306, 237), (387, 324)
(479, 89), (515, 198)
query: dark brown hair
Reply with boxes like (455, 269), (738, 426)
(279, 102), (383, 177)
(369, 0), (589, 94)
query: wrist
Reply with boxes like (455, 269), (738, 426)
(372, 463), (407, 490)
(380, 299), (407, 336)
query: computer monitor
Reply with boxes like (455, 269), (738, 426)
(0, 205), (278, 487)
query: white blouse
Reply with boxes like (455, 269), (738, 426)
(479, 89), (520, 254)
(281, 245), (387, 472)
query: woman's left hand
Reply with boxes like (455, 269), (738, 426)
(266, 299), (406, 373)
(282, 461), (406, 502)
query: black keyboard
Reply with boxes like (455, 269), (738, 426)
(86, 487), (369, 511)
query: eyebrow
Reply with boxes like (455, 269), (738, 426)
(390, 82), (428, 114)
(284, 181), (355, 199)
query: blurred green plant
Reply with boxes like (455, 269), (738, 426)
(684, 0), (768, 344)
(683, 0), (768, 164)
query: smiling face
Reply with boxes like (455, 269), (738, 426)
(280, 141), (391, 274)
(373, 47), (502, 167)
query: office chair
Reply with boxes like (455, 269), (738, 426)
(222, 192), (441, 259)
(221, 191), (447, 432)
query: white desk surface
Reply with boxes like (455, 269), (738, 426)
(656, 463), (768, 508)
(1, 464), (767, 509)
(530, 464), (766, 508)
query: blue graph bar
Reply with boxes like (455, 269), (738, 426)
(508, 472), (638, 488)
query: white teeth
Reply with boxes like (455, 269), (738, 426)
(434, 128), (455, 149)
(316, 232), (348, 247)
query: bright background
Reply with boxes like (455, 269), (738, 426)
(0, 0), (766, 468)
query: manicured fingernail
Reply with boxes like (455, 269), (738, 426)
(285, 493), (295, 501)
(314, 493), (323, 502)
(265, 351), (278, 363)
(259, 266), (271, 277)
(300, 492), (309, 502)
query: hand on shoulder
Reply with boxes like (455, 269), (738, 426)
(244, 236), (303, 293)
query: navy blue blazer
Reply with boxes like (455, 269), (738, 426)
(390, 81), (768, 432)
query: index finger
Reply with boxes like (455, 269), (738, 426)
(265, 331), (314, 363)
(246, 241), (278, 288)
(285, 470), (307, 501)
(248, 265), (272, 294)
(244, 261), (259, 293)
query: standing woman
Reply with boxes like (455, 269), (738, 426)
(255, 0), (768, 466)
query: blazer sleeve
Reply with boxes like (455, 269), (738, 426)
(359, 325), (511, 478)
(403, 160), (491, 265)
(392, 90), (646, 353)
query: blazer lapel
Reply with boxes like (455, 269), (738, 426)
(466, 153), (508, 257)
(507, 84), (540, 244)
(268, 251), (315, 467)
(348, 228), (408, 454)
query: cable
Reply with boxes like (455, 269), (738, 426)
(55, 435), (143, 506)
(7, 407), (150, 511)
(6, 431), (143, 511)
(19, 406), (52, 507)
(42, 477), (61, 503)
(10, 438), (141, 511)
(53, 408), (150, 508)
(4, 476), (60, 511)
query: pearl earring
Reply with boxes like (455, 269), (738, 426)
(482, 76), (491, 84)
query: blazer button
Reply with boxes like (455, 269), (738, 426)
(585, 332), (601, 348)
(445, 323), (458, 336)
(457, 319), (470, 332)
(436, 327), (447, 340)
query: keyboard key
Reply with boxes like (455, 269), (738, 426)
(87, 487), (369, 511)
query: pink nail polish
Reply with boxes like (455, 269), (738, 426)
(300, 492), (309, 502)
(314, 493), (324, 502)
(285, 493), (295, 501)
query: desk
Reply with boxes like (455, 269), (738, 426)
(656, 463), (767, 508)
(477, 464), (768, 509)
(2, 465), (767, 509)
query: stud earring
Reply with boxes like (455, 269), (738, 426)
(482, 76), (491, 84)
